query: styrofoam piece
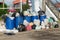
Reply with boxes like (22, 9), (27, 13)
(23, 20), (29, 26)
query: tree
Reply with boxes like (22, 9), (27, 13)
(22, 0), (30, 11)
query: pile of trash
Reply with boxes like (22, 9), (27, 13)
(1, 10), (59, 34)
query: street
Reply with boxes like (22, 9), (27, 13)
(0, 29), (60, 40)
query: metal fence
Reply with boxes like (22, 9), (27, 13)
(46, 0), (60, 19)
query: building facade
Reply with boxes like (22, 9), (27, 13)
(31, 0), (42, 12)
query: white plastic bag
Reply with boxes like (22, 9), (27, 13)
(35, 26), (41, 30)
(24, 11), (29, 16)
(23, 20), (29, 26)
(34, 19), (40, 26)
(41, 21), (45, 29)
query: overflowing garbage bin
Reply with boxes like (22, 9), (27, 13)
(24, 16), (31, 23)
(5, 16), (15, 30)
(31, 16), (39, 22)
(15, 16), (24, 29)
(15, 12), (24, 29)
(39, 15), (45, 23)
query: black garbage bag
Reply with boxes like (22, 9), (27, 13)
(50, 17), (55, 22)
(11, 12), (24, 17)
(38, 10), (45, 16)
(18, 24), (26, 32)
(54, 24), (59, 28)
(18, 11), (24, 16)
(32, 24), (36, 29)
(11, 12), (16, 17)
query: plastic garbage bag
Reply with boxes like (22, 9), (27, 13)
(32, 24), (36, 29)
(41, 21), (45, 29)
(18, 24), (26, 32)
(35, 26), (42, 30)
(26, 25), (32, 31)
(23, 20), (29, 26)
(34, 19), (40, 26)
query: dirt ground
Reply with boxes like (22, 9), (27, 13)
(0, 28), (60, 40)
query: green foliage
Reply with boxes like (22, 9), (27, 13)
(0, 3), (7, 8)
(22, 0), (30, 11)
(0, 4), (7, 16)
(0, 9), (8, 16)
(0, 3), (3, 8)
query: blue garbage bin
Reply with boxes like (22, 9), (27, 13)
(24, 16), (31, 23)
(5, 17), (14, 30)
(31, 16), (39, 22)
(19, 16), (24, 24)
(43, 15), (47, 19)
(15, 16), (24, 29)
(39, 15), (45, 23)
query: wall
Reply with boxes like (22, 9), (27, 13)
(34, 0), (40, 12)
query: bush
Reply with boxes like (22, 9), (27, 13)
(0, 9), (8, 16)
(0, 4), (7, 16)
(0, 3), (7, 8)
(22, 0), (30, 11)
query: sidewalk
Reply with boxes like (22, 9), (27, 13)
(0, 29), (60, 40)
(0, 20), (6, 32)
